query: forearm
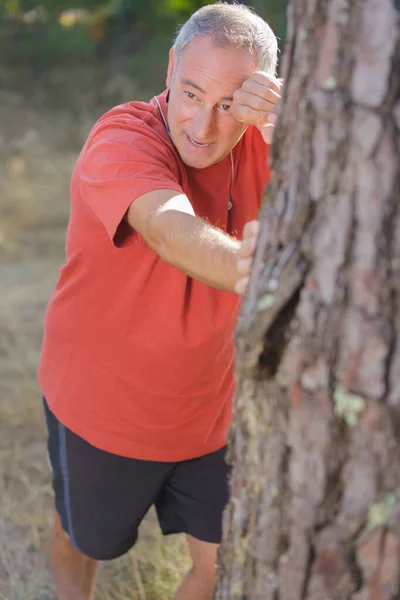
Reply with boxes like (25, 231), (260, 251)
(150, 210), (240, 292)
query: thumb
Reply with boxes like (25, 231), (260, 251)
(259, 113), (277, 144)
(259, 124), (274, 144)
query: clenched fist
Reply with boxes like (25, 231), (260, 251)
(232, 72), (283, 144)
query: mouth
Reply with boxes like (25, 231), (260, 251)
(187, 135), (214, 148)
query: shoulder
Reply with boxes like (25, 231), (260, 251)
(81, 97), (180, 173)
(88, 100), (166, 144)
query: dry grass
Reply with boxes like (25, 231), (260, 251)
(0, 93), (190, 600)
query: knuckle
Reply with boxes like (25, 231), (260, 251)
(241, 78), (253, 92)
(251, 70), (264, 81)
(233, 88), (243, 102)
(254, 96), (266, 111)
(238, 105), (250, 121)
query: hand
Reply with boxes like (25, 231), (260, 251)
(235, 220), (260, 295)
(231, 72), (283, 144)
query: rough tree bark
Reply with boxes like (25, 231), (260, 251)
(215, 1), (400, 599)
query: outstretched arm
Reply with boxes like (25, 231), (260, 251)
(126, 189), (241, 293)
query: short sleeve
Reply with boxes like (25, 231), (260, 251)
(79, 119), (183, 245)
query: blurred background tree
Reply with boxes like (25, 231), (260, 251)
(0, 0), (287, 106)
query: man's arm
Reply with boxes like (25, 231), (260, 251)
(126, 189), (241, 293)
(125, 73), (281, 293)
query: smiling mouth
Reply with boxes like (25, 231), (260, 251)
(187, 135), (213, 148)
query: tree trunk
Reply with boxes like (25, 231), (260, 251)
(215, 1), (400, 599)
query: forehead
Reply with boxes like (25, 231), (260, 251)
(175, 36), (256, 96)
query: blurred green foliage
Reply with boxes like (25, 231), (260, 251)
(0, 0), (287, 101)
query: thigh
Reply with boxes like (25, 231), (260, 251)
(155, 446), (231, 544)
(44, 398), (173, 560)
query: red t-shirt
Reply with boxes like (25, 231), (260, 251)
(38, 90), (270, 461)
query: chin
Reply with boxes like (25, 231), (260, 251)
(179, 153), (212, 169)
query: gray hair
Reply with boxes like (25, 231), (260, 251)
(173, 2), (278, 75)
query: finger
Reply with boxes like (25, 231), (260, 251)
(237, 256), (253, 276)
(240, 79), (282, 105)
(259, 123), (275, 144)
(243, 220), (260, 238)
(239, 235), (258, 258)
(233, 87), (279, 114)
(248, 72), (283, 94)
(235, 276), (249, 296)
(232, 102), (277, 128)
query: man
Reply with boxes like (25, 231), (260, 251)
(38, 3), (281, 599)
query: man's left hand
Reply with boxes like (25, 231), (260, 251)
(231, 72), (283, 144)
(235, 220), (260, 295)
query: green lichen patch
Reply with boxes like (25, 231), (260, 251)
(333, 387), (365, 426)
(323, 76), (337, 89)
(257, 293), (275, 312)
(367, 492), (397, 529)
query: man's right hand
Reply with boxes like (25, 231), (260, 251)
(231, 73), (283, 145)
(235, 220), (260, 295)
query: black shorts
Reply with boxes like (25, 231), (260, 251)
(43, 399), (231, 560)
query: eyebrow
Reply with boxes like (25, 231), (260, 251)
(181, 78), (233, 102)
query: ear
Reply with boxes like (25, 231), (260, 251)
(166, 47), (175, 89)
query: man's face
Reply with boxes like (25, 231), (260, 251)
(165, 36), (256, 169)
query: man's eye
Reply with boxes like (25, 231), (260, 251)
(184, 91), (196, 100)
(220, 104), (231, 112)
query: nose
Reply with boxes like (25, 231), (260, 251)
(191, 108), (215, 141)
